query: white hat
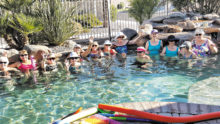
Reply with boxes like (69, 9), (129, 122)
(180, 41), (192, 49)
(114, 32), (127, 40)
(74, 44), (81, 48)
(47, 53), (56, 58)
(68, 52), (79, 58)
(0, 56), (9, 65)
(104, 40), (112, 45)
(195, 28), (205, 35)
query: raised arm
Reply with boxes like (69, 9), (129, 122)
(81, 37), (94, 57)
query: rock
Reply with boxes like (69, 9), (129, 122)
(139, 24), (153, 35)
(212, 19), (220, 25)
(153, 24), (168, 31)
(203, 27), (220, 34)
(191, 16), (199, 21)
(122, 28), (138, 40)
(23, 45), (51, 55)
(163, 25), (183, 33)
(163, 17), (185, 25)
(6, 49), (19, 63)
(158, 32), (194, 41)
(168, 12), (186, 19)
(203, 13), (219, 20)
(177, 20), (196, 30)
(188, 76), (220, 106)
(186, 12), (203, 20)
(150, 16), (167, 23)
(62, 40), (76, 49)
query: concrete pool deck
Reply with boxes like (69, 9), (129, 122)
(57, 101), (220, 124)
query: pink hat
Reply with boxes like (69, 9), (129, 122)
(136, 47), (146, 52)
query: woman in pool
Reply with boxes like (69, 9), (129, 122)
(0, 56), (10, 78)
(145, 29), (163, 56)
(41, 53), (61, 73)
(192, 29), (218, 57)
(102, 40), (117, 59)
(9, 50), (35, 77)
(73, 44), (84, 62)
(112, 32), (128, 58)
(65, 52), (81, 74)
(180, 41), (197, 59)
(81, 36), (103, 62)
(134, 47), (152, 68)
(160, 35), (180, 57)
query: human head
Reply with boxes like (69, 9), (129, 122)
(115, 32), (126, 42)
(151, 29), (158, 38)
(47, 53), (56, 64)
(74, 44), (81, 50)
(0, 56), (9, 70)
(104, 40), (112, 47)
(180, 41), (192, 50)
(19, 50), (28, 62)
(67, 52), (79, 63)
(91, 41), (99, 51)
(167, 35), (178, 46)
(136, 47), (146, 56)
(195, 29), (205, 40)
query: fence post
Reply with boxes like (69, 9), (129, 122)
(107, 0), (111, 40)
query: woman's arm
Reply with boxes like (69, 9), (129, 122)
(208, 40), (218, 54)
(160, 47), (166, 56)
(81, 37), (93, 57)
(145, 41), (150, 54)
(8, 62), (19, 68)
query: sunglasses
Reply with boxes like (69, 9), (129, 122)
(169, 41), (175, 42)
(20, 54), (28, 57)
(196, 34), (202, 36)
(68, 57), (79, 60)
(105, 44), (111, 46)
(137, 51), (144, 53)
(0, 62), (7, 64)
(47, 58), (55, 60)
(118, 36), (124, 39)
(92, 45), (98, 47)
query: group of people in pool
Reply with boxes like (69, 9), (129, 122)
(0, 28), (218, 80)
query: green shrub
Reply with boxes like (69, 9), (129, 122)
(117, 2), (125, 9)
(111, 5), (118, 22)
(74, 14), (102, 28)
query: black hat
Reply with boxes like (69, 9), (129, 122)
(167, 35), (179, 42)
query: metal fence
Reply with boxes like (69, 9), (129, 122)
(0, 0), (171, 49)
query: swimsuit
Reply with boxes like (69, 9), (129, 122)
(148, 40), (162, 55)
(183, 54), (193, 59)
(165, 46), (179, 57)
(104, 49), (115, 56)
(45, 64), (57, 72)
(69, 66), (81, 74)
(115, 45), (127, 54)
(18, 63), (34, 73)
(192, 40), (210, 57)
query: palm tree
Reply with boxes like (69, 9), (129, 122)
(128, 0), (160, 25)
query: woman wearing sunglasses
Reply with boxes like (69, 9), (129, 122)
(192, 29), (218, 57)
(81, 36), (103, 62)
(0, 56), (10, 78)
(9, 50), (34, 77)
(102, 40), (117, 58)
(160, 35), (180, 57)
(73, 44), (84, 62)
(145, 29), (163, 56)
(112, 32), (128, 58)
(65, 52), (81, 74)
(41, 53), (59, 73)
(134, 47), (151, 68)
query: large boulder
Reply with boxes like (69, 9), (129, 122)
(177, 20), (196, 30)
(158, 32), (194, 41)
(6, 49), (19, 63)
(139, 24), (153, 35)
(168, 12), (186, 19)
(203, 27), (220, 34)
(61, 40), (76, 49)
(163, 25), (183, 33)
(122, 28), (138, 40)
(212, 19), (220, 25)
(150, 16), (167, 23)
(23, 45), (51, 55)
(163, 17), (185, 25)
(203, 13), (219, 20)
(186, 12), (203, 20)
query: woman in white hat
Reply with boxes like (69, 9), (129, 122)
(145, 29), (163, 56)
(192, 28), (218, 57)
(103, 40), (117, 58)
(112, 32), (128, 58)
(73, 44), (84, 62)
(180, 41), (197, 59)
(65, 52), (81, 74)
(0, 56), (10, 78)
(41, 53), (59, 72)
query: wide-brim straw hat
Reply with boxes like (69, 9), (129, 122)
(19, 50), (28, 55)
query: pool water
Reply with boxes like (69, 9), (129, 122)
(0, 53), (220, 124)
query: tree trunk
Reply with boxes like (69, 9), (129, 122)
(3, 34), (19, 50)
(23, 34), (29, 45)
(103, 0), (108, 27)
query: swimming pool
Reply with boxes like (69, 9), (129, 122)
(0, 53), (219, 124)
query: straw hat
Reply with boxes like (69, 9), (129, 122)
(19, 50), (28, 55)
(47, 53), (56, 58)
(114, 32), (127, 40)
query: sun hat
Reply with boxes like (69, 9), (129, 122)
(194, 28), (205, 35)
(180, 41), (192, 50)
(167, 35), (179, 42)
(47, 53), (56, 58)
(114, 32), (127, 40)
(74, 44), (81, 48)
(136, 47), (146, 52)
(68, 52), (79, 58)
(104, 40), (112, 45)
(151, 29), (158, 34)
(0, 56), (9, 65)
(93, 41), (99, 46)
(19, 50), (28, 55)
